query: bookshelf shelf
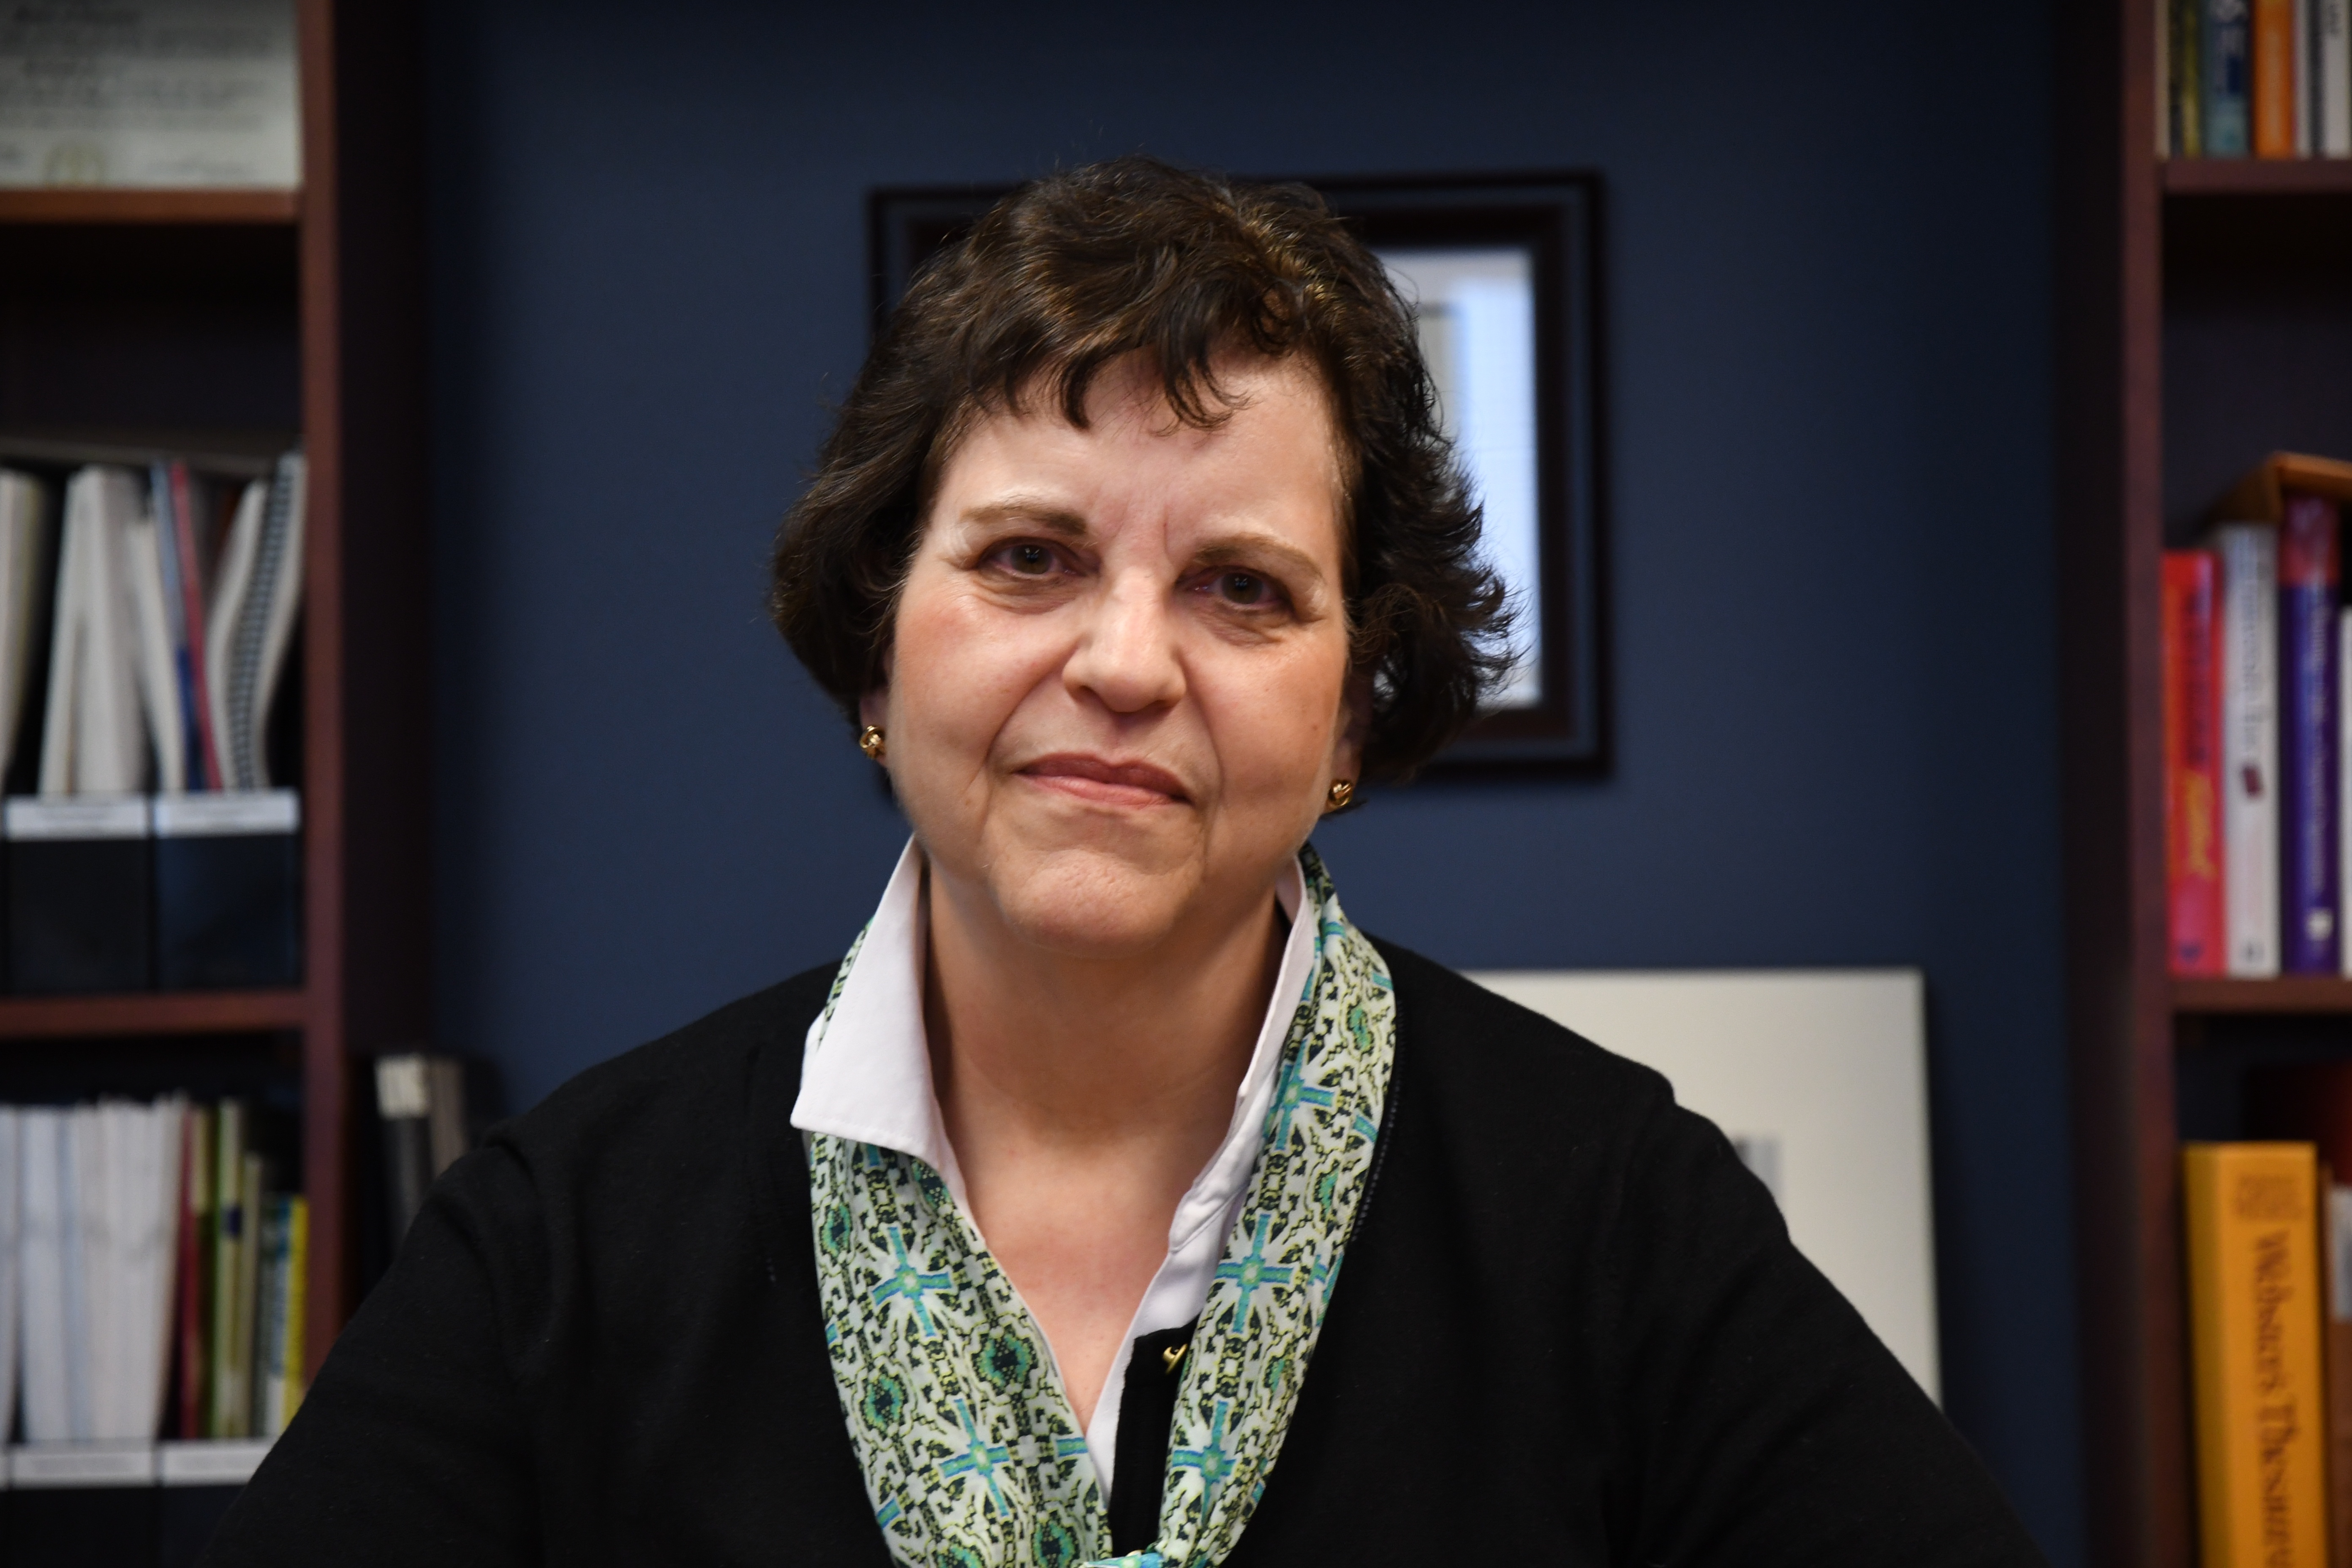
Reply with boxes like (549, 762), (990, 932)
(0, 990), (308, 1040)
(2170, 977), (2352, 1015)
(2160, 158), (2352, 196)
(0, 189), (300, 225)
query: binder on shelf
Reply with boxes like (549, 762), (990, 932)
(5, 795), (151, 994)
(154, 790), (299, 990)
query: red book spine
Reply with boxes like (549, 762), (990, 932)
(2167, 549), (2228, 975)
(174, 1106), (210, 1438)
(169, 461), (225, 789)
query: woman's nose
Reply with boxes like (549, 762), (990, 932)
(1063, 572), (1186, 715)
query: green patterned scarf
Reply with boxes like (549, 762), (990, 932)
(806, 845), (1395, 1568)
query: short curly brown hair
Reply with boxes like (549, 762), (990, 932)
(770, 155), (1509, 780)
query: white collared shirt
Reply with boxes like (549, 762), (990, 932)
(792, 837), (1317, 1497)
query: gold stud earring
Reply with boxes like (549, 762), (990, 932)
(858, 725), (886, 762)
(1325, 779), (1355, 812)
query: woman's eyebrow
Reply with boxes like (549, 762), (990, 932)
(958, 499), (1090, 538)
(1195, 533), (1327, 588)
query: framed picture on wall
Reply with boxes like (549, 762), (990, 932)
(868, 170), (1609, 774)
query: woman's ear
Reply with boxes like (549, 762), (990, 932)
(1334, 670), (1373, 780)
(858, 645), (894, 732)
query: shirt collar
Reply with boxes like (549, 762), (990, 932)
(791, 837), (1312, 1219)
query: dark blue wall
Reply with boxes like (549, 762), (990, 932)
(424, 0), (2074, 1555)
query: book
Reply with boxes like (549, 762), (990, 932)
(0, 1108), (16, 1451)
(0, 468), (54, 783)
(207, 453), (305, 790)
(377, 1054), (436, 1247)
(39, 466), (151, 796)
(2341, 609), (2352, 980)
(2324, 0), (2351, 152)
(233, 1148), (263, 1431)
(125, 506), (185, 794)
(2244, 1065), (2352, 1565)
(207, 1097), (248, 1438)
(129, 1097), (183, 1440)
(175, 1102), (214, 1439)
(168, 461), (225, 789)
(2185, 1143), (2331, 1568)
(2262, 0), (2303, 154)
(2213, 0), (2257, 153)
(2278, 493), (2340, 972)
(2167, 550), (2227, 974)
(18, 1106), (70, 1441)
(256, 1192), (307, 1436)
(2217, 523), (2283, 974)
(2304, 0), (2324, 150)
(2180, 0), (2210, 155)
(72, 1097), (182, 1440)
(2331, 1179), (2352, 1568)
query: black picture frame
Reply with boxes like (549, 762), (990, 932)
(867, 170), (1609, 775)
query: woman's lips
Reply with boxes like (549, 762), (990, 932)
(1016, 753), (1189, 807)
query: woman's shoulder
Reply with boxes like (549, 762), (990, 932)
(1373, 937), (1677, 1125)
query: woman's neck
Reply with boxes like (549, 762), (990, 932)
(922, 860), (1285, 1151)
(919, 856), (1287, 1427)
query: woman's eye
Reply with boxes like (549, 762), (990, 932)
(1219, 571), (1272, 606)
(994, 542), (1056, 576)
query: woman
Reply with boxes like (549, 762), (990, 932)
(208, 159), (2044, 1568)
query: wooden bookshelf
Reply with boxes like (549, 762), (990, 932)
(2060, 6), (2352, 1565)
(0, 0), (426, 1377)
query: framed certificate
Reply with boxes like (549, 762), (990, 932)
(870, 170), (1609, 774)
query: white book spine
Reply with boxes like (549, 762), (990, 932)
(126, 516), (185, 795)
(2328, 0), (2352, 153)
(0, 1109), (19, 1451)
(2220, 525), (2283, 975)
(18, 1109), (67, 1442)
(84, 472), (150, 795)
(36, 476), (90, 796)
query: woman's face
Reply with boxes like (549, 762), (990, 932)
(866, 351), (1362, 960)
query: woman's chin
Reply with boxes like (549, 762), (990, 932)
(980, 848), (1203, 961)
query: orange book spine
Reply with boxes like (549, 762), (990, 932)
(2187, 1143), (2332, 1568)
(2257, 0), (2301, 157)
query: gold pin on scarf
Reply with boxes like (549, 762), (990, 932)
(1161, 1344), (1187, 1374)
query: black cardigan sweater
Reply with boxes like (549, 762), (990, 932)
(204, 942), (2047, 1568)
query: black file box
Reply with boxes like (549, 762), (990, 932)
(155, 791), (300, 990)
(7, 1445), (161, 1568)
(5, 797), (153, 994)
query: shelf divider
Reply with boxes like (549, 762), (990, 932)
(0, 988), (308, 1040)
(0, 189), (300, 225)
(2172, 975), (2352, 1015)
(2161, 158), (2352, 196)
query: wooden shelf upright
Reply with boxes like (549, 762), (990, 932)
(2060, 3), (2352, 1564)
(0, 0), (427, 1377)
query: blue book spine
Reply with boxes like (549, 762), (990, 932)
(2280, 494), (2341, 972)
(2207, 0), (2253, 154)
